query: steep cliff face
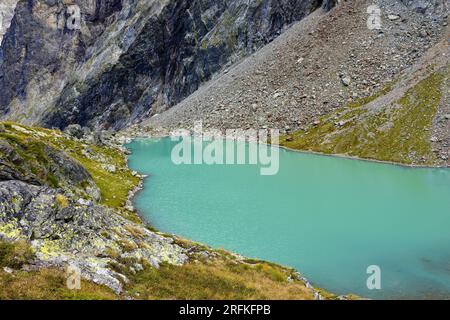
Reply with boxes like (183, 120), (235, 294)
(0, 0), (123, 127)
(0, 0), (332, 130)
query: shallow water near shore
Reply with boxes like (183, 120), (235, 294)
(127, 137), (450, 299)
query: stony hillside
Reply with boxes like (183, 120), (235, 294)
(146, 0), (449, 166)
(0, 0), (335, 130)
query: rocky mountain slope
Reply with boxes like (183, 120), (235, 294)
(0, 0), (335, 130)
(146, 0), (449, 166)
(0, 0), (352, 300)
(0, 0), (448, 166)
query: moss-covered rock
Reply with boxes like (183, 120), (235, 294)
(0, 122), (188, 293)
(0, 123), (100, 200)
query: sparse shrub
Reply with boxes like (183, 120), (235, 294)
(119, 239), (137, 252)
(55, 194), (69, 209)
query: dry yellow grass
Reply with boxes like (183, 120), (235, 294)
(127, 258), (316, 300)
(0, 240), (117, 300)
(0, 269), (117, 300)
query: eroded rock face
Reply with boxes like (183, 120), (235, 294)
(0, 0), (123, 127)
(0, 0), (333, 130)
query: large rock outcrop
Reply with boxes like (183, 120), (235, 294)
(0, 179), (187, 293)
(0, 0), (334, 130)
(0, 123), (100, 200)
(0, 123), (188, 293)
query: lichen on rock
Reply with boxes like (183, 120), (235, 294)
(0, 123), (188, 293)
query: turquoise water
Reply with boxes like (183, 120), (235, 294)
(127, 137), (450, 299)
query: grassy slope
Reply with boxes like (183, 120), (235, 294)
(60, 139), (140, 210)
(0, 240), (320, 300)
(0, 240), (116, 299)
(118, 241), (319, 300)
(0, 269), (117, 300)
(280, 70), (446, 165)
(0, 122), (141, 221)
(0, 123), (327, 300)
(129, 261), (314, 300)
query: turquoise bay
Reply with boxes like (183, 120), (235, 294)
(127, 137), (450, 299)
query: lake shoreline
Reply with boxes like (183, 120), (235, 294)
(123, 134), (450, 299)
(278, 145), (450, 170)
(123, 132), (450, 170)
(122, 136), (341, 300)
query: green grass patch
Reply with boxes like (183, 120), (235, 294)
(1, 237), (117, 300)
(0, 240), (34, 269)
(280, 71), (445, 165)
(0, 269), (117, 300)
(66, 143), (140, 209)
(127, 259), (315, 300)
